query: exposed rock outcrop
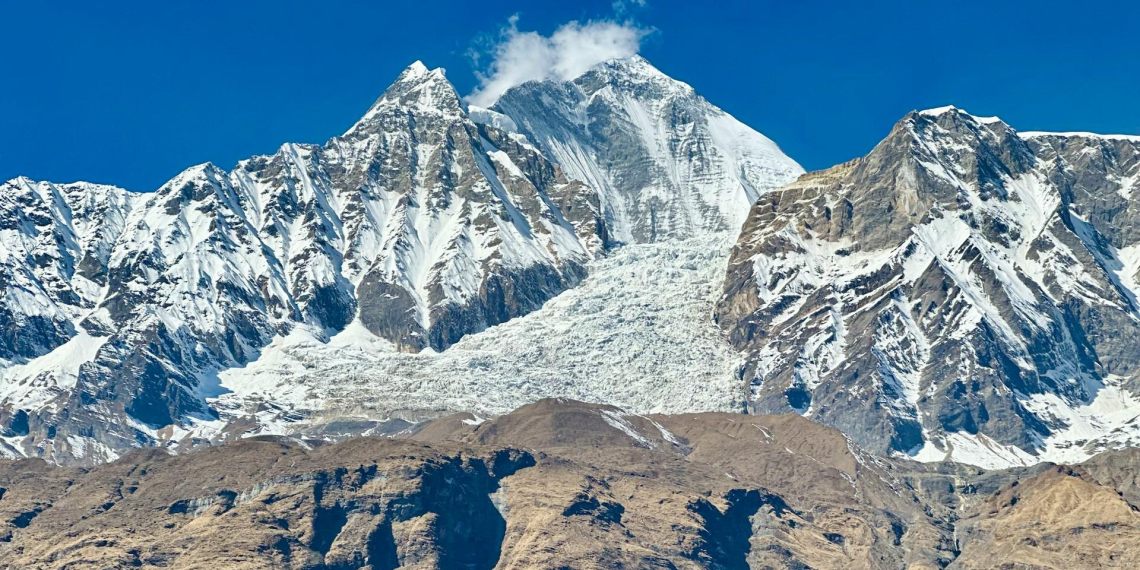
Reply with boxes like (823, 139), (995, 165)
(2, 398), (1133, 569)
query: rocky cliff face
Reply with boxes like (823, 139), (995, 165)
(2, 398), (1131, 569)
(0, 399), (976, 569)
(0, 439), (536, 569)
(717, 106), (1140, 467)
(0, 179), (139, 364)
(949, 461), (1140, 569)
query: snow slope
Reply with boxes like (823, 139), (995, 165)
(490, 55), (803, 243)
(209, 234), (747, 436)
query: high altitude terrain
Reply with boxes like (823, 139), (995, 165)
(3, 53), (1140, 474)
(718, 106), (1140, 467)
(5, 49), (1140, 569)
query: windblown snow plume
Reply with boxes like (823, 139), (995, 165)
(466, 16), (649, 106)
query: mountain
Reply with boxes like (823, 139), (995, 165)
(0, 56), (801, 465)
(717, 105), (1140, 468)
(8, 58), (1140, 478)
(0, 62), (610, 463)
(0, 178), (141, 433)
(0, 179), (139, 363)
(951, 460), (1140, 568)
(486, 55), (803, 244)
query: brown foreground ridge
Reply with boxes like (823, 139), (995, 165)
(0, 398), (1136, 569)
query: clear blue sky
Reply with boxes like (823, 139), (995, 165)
(4, 0), (1138, 191)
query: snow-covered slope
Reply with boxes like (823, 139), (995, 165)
(718, 106), (1140, 468)
(0, 178), (138, 364)
(488, 55), (804, 243)
(205, 234), (746, 438)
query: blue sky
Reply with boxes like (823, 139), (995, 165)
(3, 0), (1139, 191)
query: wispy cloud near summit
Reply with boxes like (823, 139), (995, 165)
(465, 15), (649, 107)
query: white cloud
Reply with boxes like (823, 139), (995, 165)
(465, 16), (649, 107)
(612, 0), (647, 17)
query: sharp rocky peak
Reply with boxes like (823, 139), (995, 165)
(916, 104), (1004, 124)
(490, 54), (802, 244)
(582, 54), (669, 79)
(347, 61), (461, 135)
(571, 55), (695, 99)
(898, 105), (1022, 149)
(159, 162), (229, 187)
(916, 105), (1140, 145)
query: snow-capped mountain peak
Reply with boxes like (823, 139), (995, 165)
(347, 61), (461, 136)
(916, 104), (1003, 124)
(0, 59), (620, 463)
(491, 55), (803, 244)
(574, 54), (691, 92)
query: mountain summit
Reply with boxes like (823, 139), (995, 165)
(487, 55), (803, 243)
(1, 61), (612, 461)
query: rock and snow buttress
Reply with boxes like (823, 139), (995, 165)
(717, 106), (1140, 468)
